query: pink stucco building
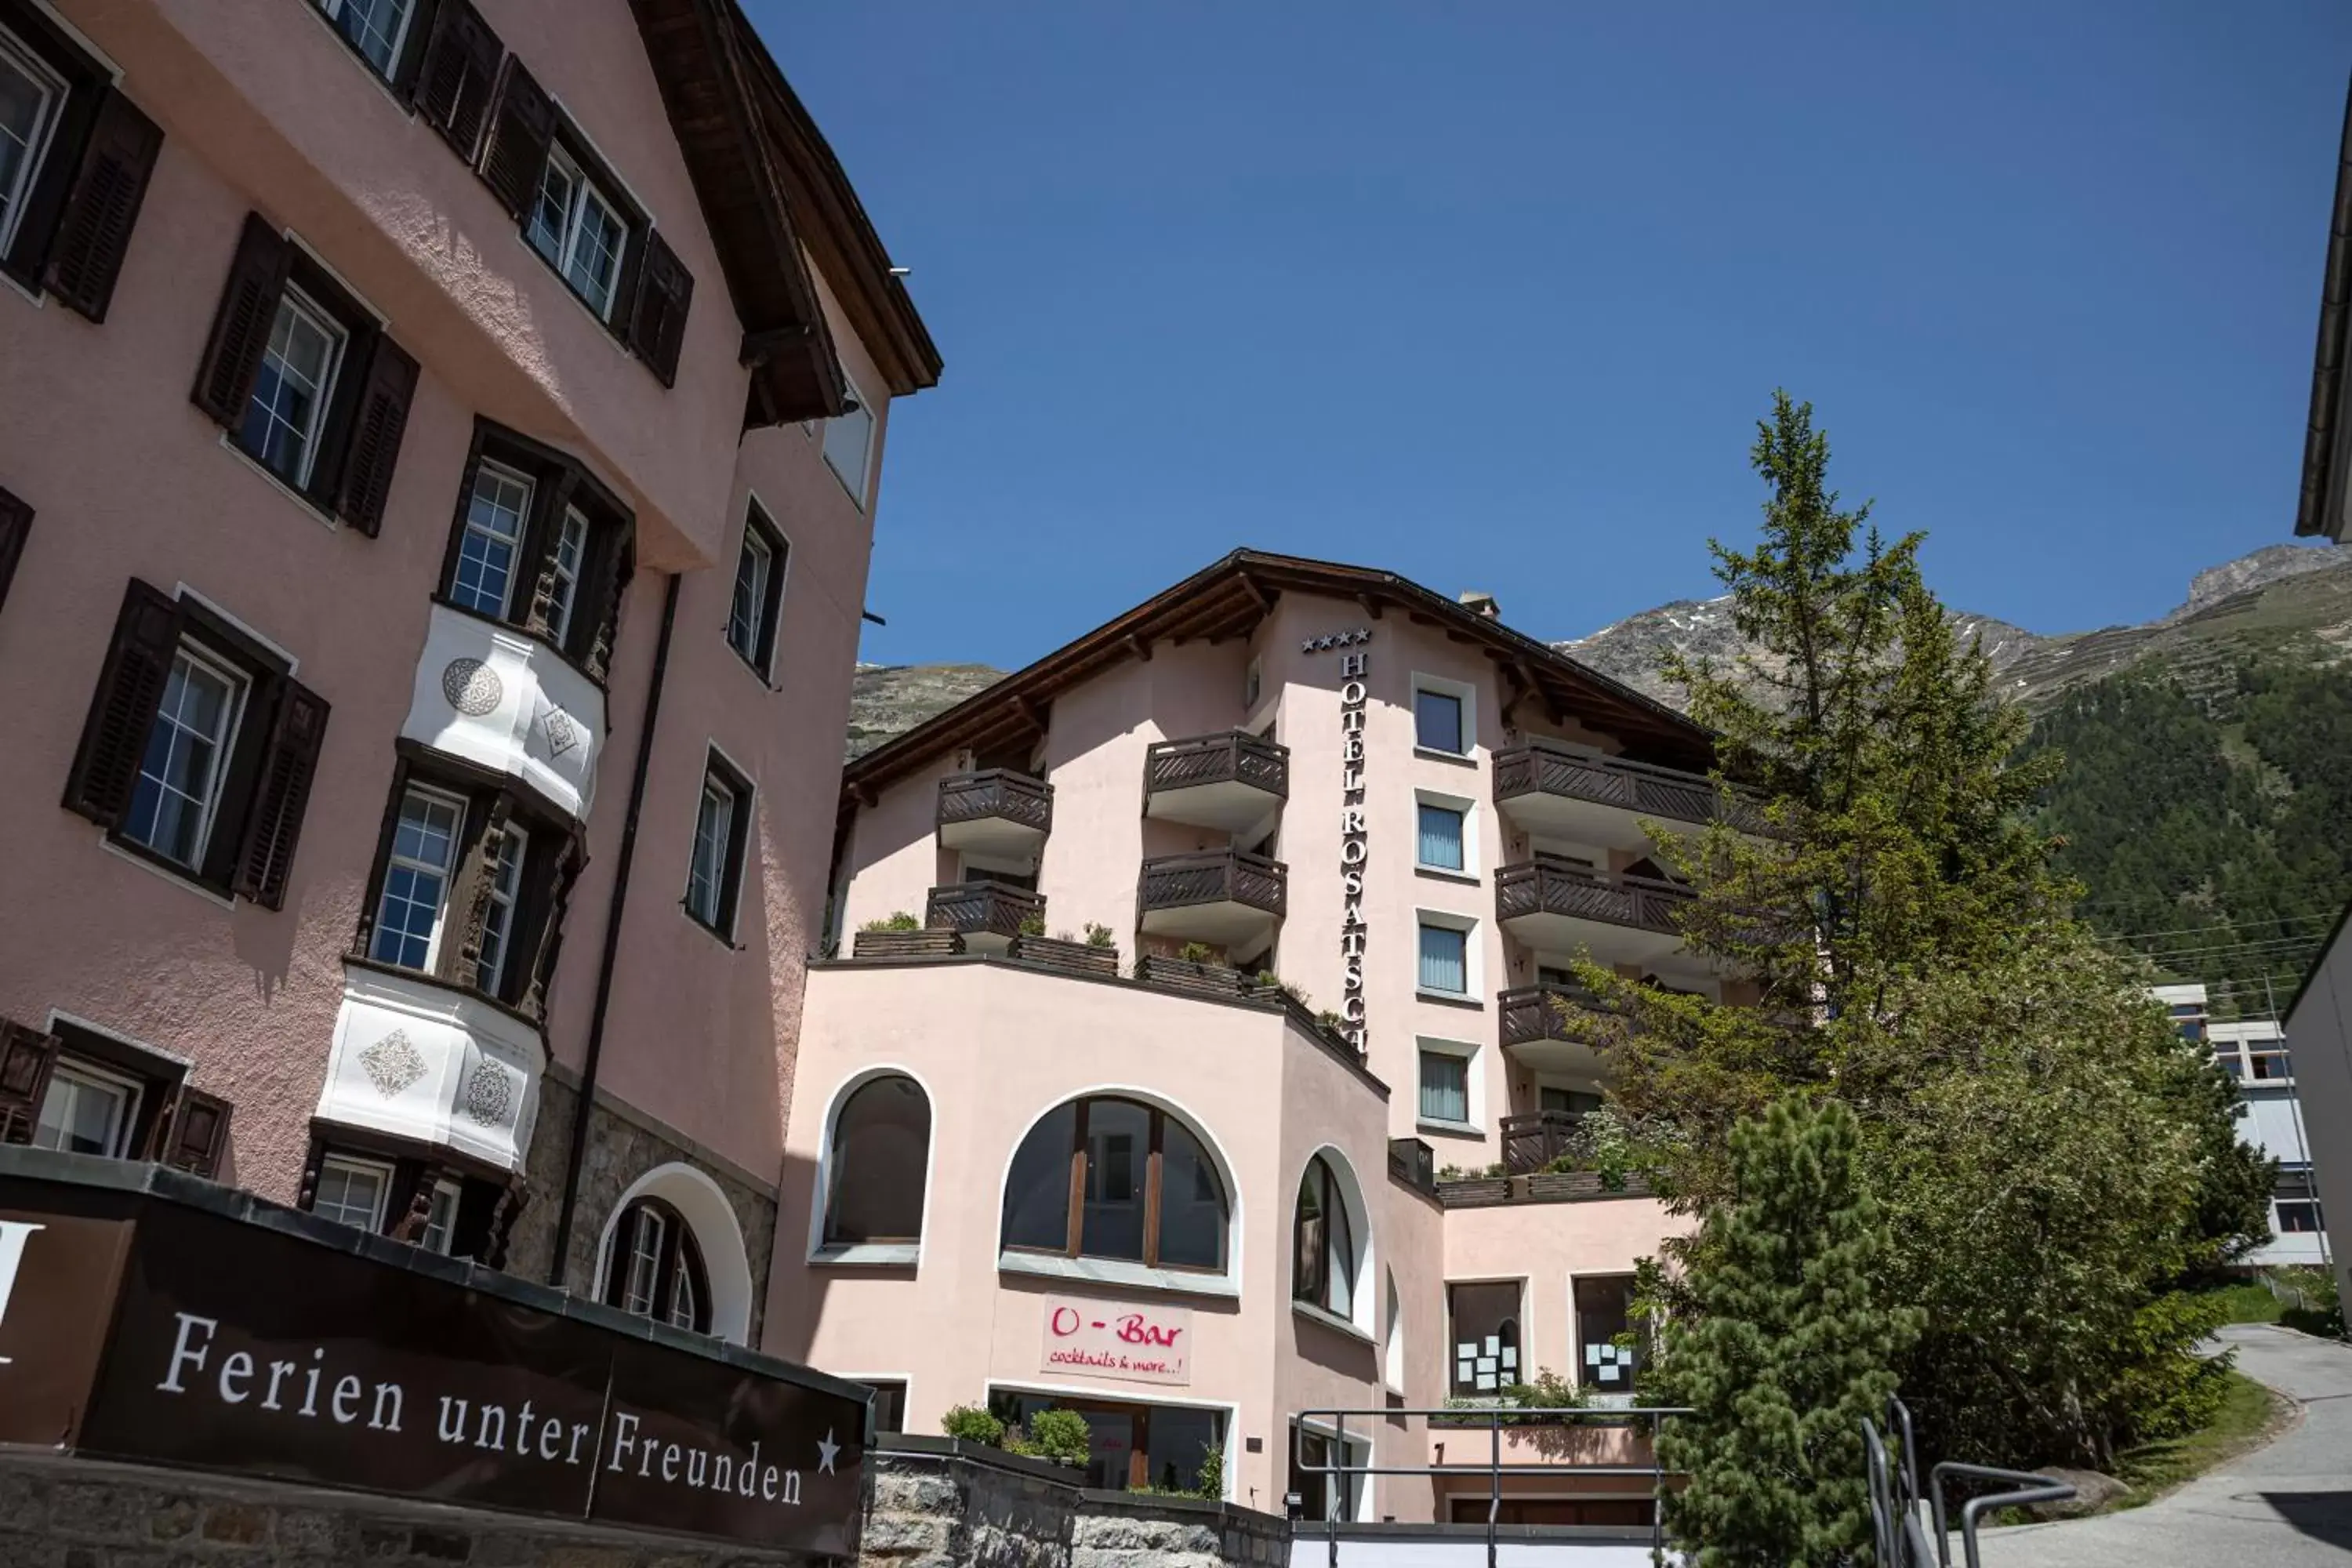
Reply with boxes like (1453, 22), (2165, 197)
(0, 0), (935, 1348)
(774, 554), (1744, 1525)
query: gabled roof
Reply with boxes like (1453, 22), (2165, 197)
(2297, 71), (2352, 541)
(630, 0), (942, 423)
(844, 550), (1716, 800)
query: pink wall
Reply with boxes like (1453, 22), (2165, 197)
(1443, 1196), (1693, 1389)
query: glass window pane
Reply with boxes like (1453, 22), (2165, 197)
(688, 781), (734, 924)
(528, 156), (575, 270)
(823, 393), (875, 505)
(1419, 1051), (1468, 1123)
(0, 42), (57, 251)
(123, 649), (241, 868)
(1415, 689), (1464, 753)
(1418, 924), (1468, 993)
(452, 464), (532, 619)
(1325, 1167), (1354, 1319)
(419, 1181), (460, 1254)
(1417, 803), (1465, 870)
(1449, 1280), (1523, 1396)
(729, 528), (772, 662)
(1152, 1116), (1224, 1270)
(1145, 1406), (1223, 1496)
(546, 508), (589, 641)
(568, 187), (626, 317)
(1002, 1102), (1077, 1251)
(1575, 1275), (1637, 1391)
(314, 1160), (387, 1232)
(34, 1067), (133, 1157)
(825, 1075), (931, 1244)
(1080, 1100), (1149, 1261)
(372, 790), (463, 971)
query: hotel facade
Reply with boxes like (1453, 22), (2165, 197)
(771, 554), (1751, 1525)
(0, 0), (935, 1348)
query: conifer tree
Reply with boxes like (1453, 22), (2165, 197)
(1652, 1098), (1913, 1567)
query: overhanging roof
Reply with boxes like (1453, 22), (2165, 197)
(844, 550), (1716, 802)
(2297, 72), (2352, 541)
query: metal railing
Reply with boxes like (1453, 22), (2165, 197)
(1293, 1403), (1690, 1568)
(1864, 1395), (2074, 1568)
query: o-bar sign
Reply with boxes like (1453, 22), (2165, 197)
(1039, 1295), (1191, 1385)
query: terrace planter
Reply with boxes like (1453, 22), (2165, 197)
(851, 928), (967, 960)
(1133, 956), (1248, 999)
(1007, 935), (1120, 977)
(1436, 1178), (1512, 1206)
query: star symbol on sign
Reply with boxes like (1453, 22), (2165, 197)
(1300, 638), (1316, 653)
(817, 1428), (840, 1474)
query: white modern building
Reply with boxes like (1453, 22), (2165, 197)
(2156, 983), (2329, 1269)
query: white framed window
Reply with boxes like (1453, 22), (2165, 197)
(420, 1177), (462, 1254)
(32, 1058), (143, 1157)
(238, 286), (347, 489)
(452, 460), (534, 619)
(822, 372), (876, 508)
(313, 1154), (393, 1232)
(543, 506), (590, 642)
(477, 823), (529, 995)
(316, 0), (416, 79)
(1412, 673), (1476, 757)
(1416, 910), (1478, 999)
(369, 786), (466, 972)
(1417, 1036), (1482, 1131)
(122, 642), (249, 871)
(622, 1202), (666, 1316)
(528, 143), (628, 321)
(1415, 790), (1474, 875)
(685, 753), (752, 938)
(727, 505), (788, 676)
(1244, 657), (1263, 711)
(0, 25), (65, 258)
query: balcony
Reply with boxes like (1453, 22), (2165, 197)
(1138, 851), (1287, 960)
(1494, 739), (1763, 851)
(1144, 731), (1288, 833)
(924, 880), (1044, 954)
(317, 964), (543, 1174)
(1500, 1110), (1586, 1174)
(936, 770), (1053, 865)
(1495, 856), (1691, 967)
(1497, 983), (1616, 1076)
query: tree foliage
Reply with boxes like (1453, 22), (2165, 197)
(1571, 392), (2269, 1475)
(1652, 1098), (1914, 1566)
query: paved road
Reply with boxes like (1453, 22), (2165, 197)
(1976, 1323), (2352, 1568)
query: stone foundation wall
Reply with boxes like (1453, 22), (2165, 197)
(506, 1076), (779, 1343)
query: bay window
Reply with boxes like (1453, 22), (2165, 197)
(439, 421), (635, 680)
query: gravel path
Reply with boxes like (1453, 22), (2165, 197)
(1974, 1323), (2352, 1567)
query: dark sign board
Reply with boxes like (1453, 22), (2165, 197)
(0, 1160), (864, 1555)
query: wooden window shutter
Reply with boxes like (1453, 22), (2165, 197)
(521, 833), (583, 1018)
(190, 214), (292, 427)
(584, 527), (634, 683)
(0, 485), (29, 622)
(332, 334), (419, 535)
(478, 60), (556, 221)
(229, 679), (331, 910)
(162, 1087), (232, 1178)
(624, 230), (694, 388)
(64, 579), (183, 828)
(413, 0), (504, 162)
(42, 89), (163, 324)
(0, 1022), (61, 1146)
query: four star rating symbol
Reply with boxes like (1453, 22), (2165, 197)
(816, 1428), (840, 1474)
(1301, 628), (1373, 653)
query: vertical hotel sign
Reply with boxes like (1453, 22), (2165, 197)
(1305, 627), (1374, 1054)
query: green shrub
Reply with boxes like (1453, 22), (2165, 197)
(1084, 922), (1117, 949)
(1013, 1408), (1091, 1468)
(1178, 942), (1217, 964)
(861, 911), (920, 933)
(1018, 909), (1048, 937)
(941, 1404), (1005, 1446)
(1192, 1440), (1223, 1500)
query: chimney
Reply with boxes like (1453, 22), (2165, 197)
(1457, 590), (1501, 620)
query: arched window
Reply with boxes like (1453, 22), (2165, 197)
(1001, 1097), (1227, 1271)
(1292, 1155), (1355, 1316)
(604, 1197), (710, 1334)
(824, 1074), (931, 1245)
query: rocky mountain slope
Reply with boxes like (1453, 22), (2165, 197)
(847, 662), (1005, 758)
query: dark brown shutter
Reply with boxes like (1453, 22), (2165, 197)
(63, 580), (183, 828)
(625, 230), (693, 387)
(229, 679), (331, 910)
(332, 334), (419, 535)
(521, 833), (583, 1018)
(0, 1022), (61, 1146)
(584, 526), (635, 682)
(0, 485), (29, 622)
(162, 1087), (232, 1178)
(42, 89), (163, 324)
(413, 0), (504, 162)
(479, 60), (556, 221)
(190, 214), (292, 427)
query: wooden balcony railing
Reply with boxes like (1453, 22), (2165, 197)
(936, 770), (1053, 835)
(1494, 740), (1766, 833)
(1138, 851), (1288, 920)
(1494, 856), (1691, 937)
(1500, 1110), (1584, 1174)
(924, 880), (1044, 941)
(1144, 731), (1290, 800)
(1497, 983), (1616, 1047)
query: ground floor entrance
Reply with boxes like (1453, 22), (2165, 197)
(991, 1388), (1225, 1493)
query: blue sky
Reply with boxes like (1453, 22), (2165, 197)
(748, 2), (2352, 670)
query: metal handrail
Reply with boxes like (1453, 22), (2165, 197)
(1293, 1403), (1690, 1568)
(1864, 1395), (2074, 1568)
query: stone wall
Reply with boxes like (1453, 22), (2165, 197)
(506, 1076), (779, 1343)
(862, 1439), (1290, 1568)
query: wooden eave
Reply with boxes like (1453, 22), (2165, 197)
(844, 551), (1717, 802)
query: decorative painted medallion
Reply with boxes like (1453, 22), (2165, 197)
(358, 1029), (427, 1098)
(441, 658), (504, 717)
(543, 708), (581, 758)
(463, 1061), (516, 1127)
